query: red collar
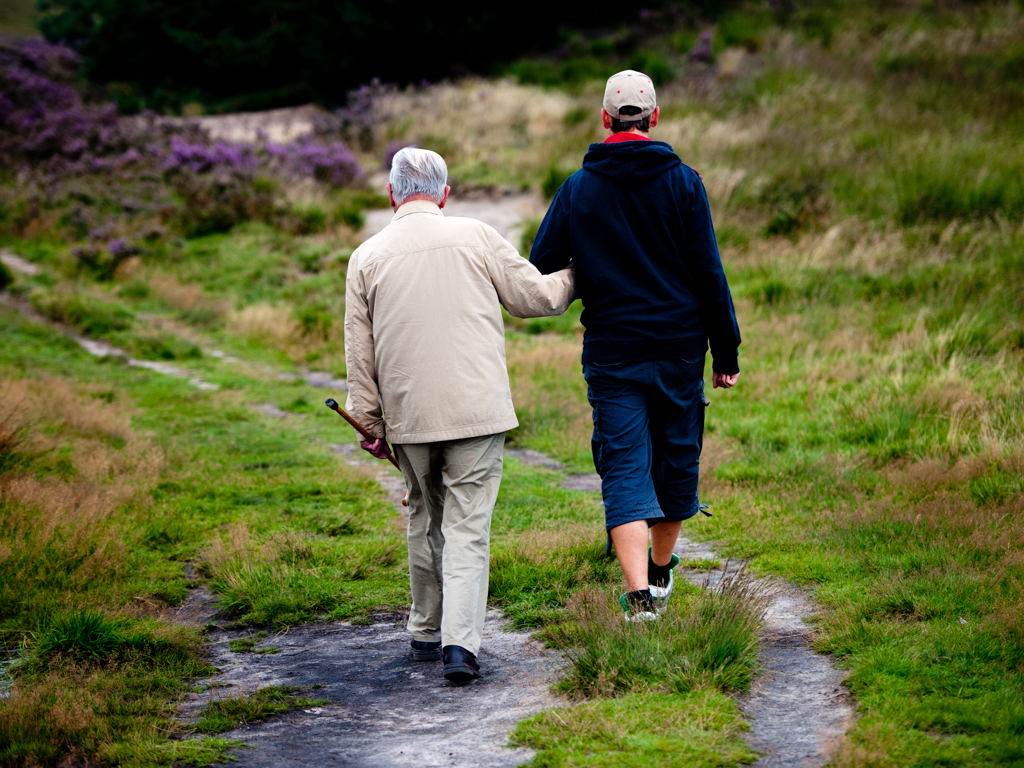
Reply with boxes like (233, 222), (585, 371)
(604, 132), (652, 143)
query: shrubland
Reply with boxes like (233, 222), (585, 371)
(1, 1), (1023, 766)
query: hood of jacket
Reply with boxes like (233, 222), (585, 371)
(582, 140), (682, 184)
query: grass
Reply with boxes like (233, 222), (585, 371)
(192, 685), (327, 734)
(0, 307), (407, 765)
(227, 631), (278, 654)
(550, 570), (767, 700)
(512, 691), (756, 768)
(0, 610), (237, 767)
(2, 2), (1024, 765)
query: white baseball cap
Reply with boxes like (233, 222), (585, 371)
(603, 70), (657, 121)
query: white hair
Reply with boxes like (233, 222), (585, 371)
(389, 147), (448, 206)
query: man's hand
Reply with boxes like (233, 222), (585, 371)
(712, 371), (740, 389)
(360, 437), (392, 459)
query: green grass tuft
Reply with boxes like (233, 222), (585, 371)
(192, 686), (327, 734)
(551, 569), (767, 700)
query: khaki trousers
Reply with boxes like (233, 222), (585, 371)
(394, 433), (504, 656)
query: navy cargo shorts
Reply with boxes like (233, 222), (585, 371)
(583, 357), (708, 531)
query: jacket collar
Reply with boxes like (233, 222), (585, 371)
(392, 199), (444, 222)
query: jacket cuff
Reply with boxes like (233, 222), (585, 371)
(712, 351), (740, 376)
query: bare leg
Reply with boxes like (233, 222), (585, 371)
(609, 520), (651, 592)
(650, 520), (682, 566)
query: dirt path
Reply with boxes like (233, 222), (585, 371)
(175, 447), (561, 768)
(507, 451), (856, 767)
(360, 189), (546, 248)
(180, 611), (558, 768)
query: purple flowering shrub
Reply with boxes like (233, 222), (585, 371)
(690, 30), (715, 64)
(266, 136), (365, 188)
(0, 38), (366, 258)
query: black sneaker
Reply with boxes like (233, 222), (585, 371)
(442, 645), (481, 683)
(410, 640), (441, 662)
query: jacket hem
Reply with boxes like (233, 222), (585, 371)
(389, 417), (519, 445)
(583, 336), (708, 364)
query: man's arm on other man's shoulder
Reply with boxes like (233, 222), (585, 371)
(485, 226), (575, 318)
(343, 251), (386, 439)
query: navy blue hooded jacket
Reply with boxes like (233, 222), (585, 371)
(529, 139), (741, 374)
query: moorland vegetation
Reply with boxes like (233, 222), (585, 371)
(1, 0), (1023, 766)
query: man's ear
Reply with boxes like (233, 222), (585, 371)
(649, 106), (660, 129)
(601, 108), (613, 131)
(387, 182), (396, 209)
(439, 185), (451, 209)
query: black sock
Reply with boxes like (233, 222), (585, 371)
(648, 555), (672, 588)
(626, 589), (654, 612)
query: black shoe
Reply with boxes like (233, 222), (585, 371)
(410, 640), (441, 662)
(442, 645), (480, 683)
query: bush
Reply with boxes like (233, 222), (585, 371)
(116, 280), (150, 299)
(520, 217), (542, 256)
(287, 203), (327, 235)
(334, 189), (389, 229)
(0, 38), (367, 248)
(31, 289), (134, 336)
(542, 166), (573, 200)
(71, 239), (138, 280)
(293, 303), (334, 342)
(0, 260), (12, 290)
(126, 332), (202, 361)
(171, 169), (275, 238)
(627, 50), (675, 84)
(717, 8), (773, 52)
(509, 57), (616, 87)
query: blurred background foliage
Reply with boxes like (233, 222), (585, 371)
(27, 0), (726, 113)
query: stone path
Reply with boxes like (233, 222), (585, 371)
(505, 448), (856, 768)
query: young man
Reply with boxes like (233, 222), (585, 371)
(345, 148), (574, 680)
(529, 70), (741, 621)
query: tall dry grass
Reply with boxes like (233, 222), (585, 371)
(227, 301), (344, 370)
(506, 336), (591, 464)
(0, 375), (163, 610)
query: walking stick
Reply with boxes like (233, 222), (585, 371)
(324, 398), (408, 506)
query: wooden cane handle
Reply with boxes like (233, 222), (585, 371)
(325, 399), (408, 506)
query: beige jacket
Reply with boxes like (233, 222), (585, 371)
(345, 200), (574, 444)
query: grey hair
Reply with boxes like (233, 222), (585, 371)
(389, 147), (448, 206)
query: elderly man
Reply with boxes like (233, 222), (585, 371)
(345, 148), (574, 682)
(530, 70), (741, 621)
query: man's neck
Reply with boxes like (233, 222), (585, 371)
(393, 195), (441, 212)
(604, 130), (652, 144)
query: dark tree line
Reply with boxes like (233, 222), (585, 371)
(36, 0), (727, 112)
